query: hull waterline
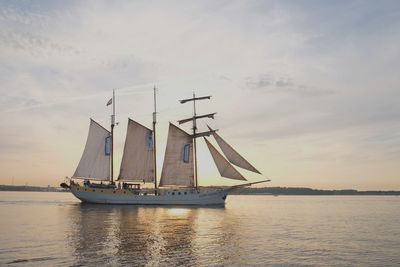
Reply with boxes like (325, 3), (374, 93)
(69, 184), (228, 206)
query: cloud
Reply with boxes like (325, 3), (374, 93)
(245, 74), (337, 96)
(0, 29), (80, 54)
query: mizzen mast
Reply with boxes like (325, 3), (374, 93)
(179, 93), (216, 190)
(108, 90), (116, 184)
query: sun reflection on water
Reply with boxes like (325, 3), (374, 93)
(66, 204), (229, 266)
(166, 208), (190, 217)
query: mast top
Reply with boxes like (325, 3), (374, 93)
(179, 95), (211, 104)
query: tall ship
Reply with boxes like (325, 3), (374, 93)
(61, 89), (269, 205)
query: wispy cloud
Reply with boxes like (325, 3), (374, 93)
(245, 74), (337, 96)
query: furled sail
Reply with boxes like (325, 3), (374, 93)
(208, 126), (261, 174)
(118, 119), (154, 182)
(204, 138), (247, 181)
(159, 123), (194, 187)
(73, 119), (111, 180)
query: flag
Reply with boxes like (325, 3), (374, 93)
(106, 98), (112, 106)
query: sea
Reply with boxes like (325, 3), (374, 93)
(0, 192), (399, 266)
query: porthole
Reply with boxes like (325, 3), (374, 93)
(92, 190), (95, 192)
(113, 191), (116, 194)
(101, 190), (103, 192)
(172, 192), (175, 195)
(84, 189), (87, 191)
(178, 192), (181, 195)
(184, 192), (187, 195)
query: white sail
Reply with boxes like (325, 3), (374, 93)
(204, 138), (247, 181)
(73, 119), (111, 180)
(160, 123), (194, 187)
(118, 119), (154, 182)
(208, 126), (261, 174)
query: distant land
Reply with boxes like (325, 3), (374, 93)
(0, 184), (399, 195)
(229, 187), (400, 195)
(0, 185), (65, 192)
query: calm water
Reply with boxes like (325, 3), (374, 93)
(0, 192), (399, 266)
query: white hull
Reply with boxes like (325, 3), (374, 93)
(70, 184), (228, 206)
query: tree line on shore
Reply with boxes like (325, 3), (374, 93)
(1, 184), (398, 195)
(230, 187), (400, 195)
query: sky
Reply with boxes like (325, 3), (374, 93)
(0, 0), (399, 190)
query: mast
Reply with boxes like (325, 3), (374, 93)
(110, 89), (115, 184)
(153, 86), (158, 192)
(179, 93), (215, 191)
(192, 93), (198, 190)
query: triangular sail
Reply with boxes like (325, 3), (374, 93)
(73, 119), (111, 180)
(208, 126), (261, 174)
(159, 123), (194, 187)
(204, 138), (247, 181)
(118, 119), (154, 182)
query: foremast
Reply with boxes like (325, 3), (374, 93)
(179, 93), (216, 190)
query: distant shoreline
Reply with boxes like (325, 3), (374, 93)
(229, 187), (400, 195)
(0, 184), (399, 195)
(0, 185), (66, 192)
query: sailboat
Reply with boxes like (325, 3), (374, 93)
(61, 89), (269, 205)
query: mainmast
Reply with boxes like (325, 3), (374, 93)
(153, 86), (158, 192)
(110, 90), (115, 184)
(179, 93), (216, 190)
